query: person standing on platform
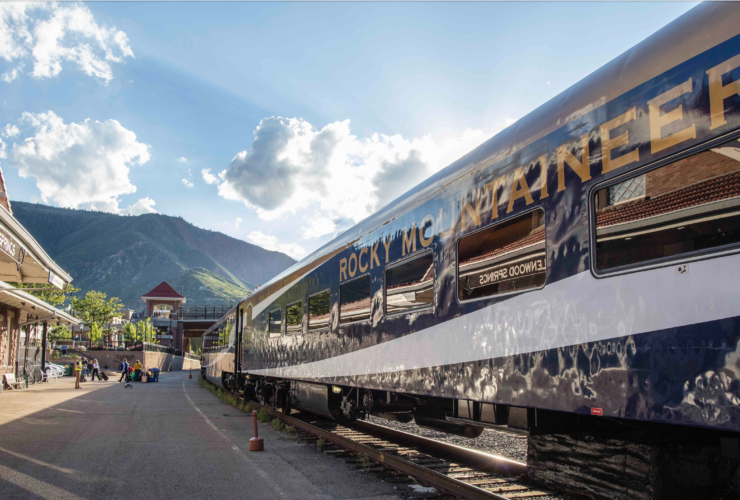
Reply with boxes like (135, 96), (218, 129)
(119, 359), (129, 383)
(133, 360), (142, 382)
(74, 359), (82, 389)
(91, 359), (101, 381)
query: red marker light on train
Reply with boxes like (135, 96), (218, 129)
(591, 408), (603, 416)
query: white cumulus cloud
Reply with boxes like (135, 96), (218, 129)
(182, 178), (193, 188)
(300, 216), (336, 239)
(246, 230), (305, 260)
(1, 123), (19, 138)
(178, 157), (187, 163)
(0, 3), (133, 83)
(208, 116), (511, 227)
(10, 110), (153, 214)
(1, 62), (23, 83)
(201, 168), (219, 185)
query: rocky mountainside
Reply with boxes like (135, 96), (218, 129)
(12, 202), (295, 309)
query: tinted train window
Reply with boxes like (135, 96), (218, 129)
(269, 309), (282, 336)
(309, 290), (330, 330)
(594, 137), (740, 271)
(385, 252), (434, 315)
(458, 209), (546, 301)
(286, 301), (302, 334)
(340, 275), (371, 324)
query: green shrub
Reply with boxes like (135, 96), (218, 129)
(257, 408), (270, 423)
(271, 419), (283, 432)
(316, 438), (326, 450)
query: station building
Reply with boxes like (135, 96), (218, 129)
(0, 190), (79, 381)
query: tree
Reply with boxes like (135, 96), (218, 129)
(48, 324), (71, 344)
(123, 323), (136, 342)
(89, 323), (104, 343)
(70, 291), (123, 343)
(9, 283), (80, 308)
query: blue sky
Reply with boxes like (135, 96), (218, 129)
(0, 2), (697, 259)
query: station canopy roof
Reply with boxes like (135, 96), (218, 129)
(0, 204), (72, 289)
(0, 281), (80, 326)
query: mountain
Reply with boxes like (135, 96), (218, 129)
(12, 202), (296, 309)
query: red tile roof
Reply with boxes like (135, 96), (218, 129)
(141, 281), (185, 299)
(597, 170), (740, 228)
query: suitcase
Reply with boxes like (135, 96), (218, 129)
(100, 372), (108, 381)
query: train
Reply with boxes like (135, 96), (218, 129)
(203, 3), (740, 497)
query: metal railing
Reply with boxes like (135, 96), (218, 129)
(61, 341), (199, 360)
(176, 305), (230, 320)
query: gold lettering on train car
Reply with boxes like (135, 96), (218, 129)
(383, 235), (392, 262)
(348, 252), (358, 277)
(484, 176), (506, 219)
(370, 240), (381, 269)
(339, 258), (348, 281)
(648, 78), (696, 154)
(419, 215), (434, 247)
(462, 190), (481, 228)
(707, 54), (740, 130)
(402, 223), (417, 256)
(359, 247), (369, 273)
(538, 154), (549, 199)
(437, 203), (457, 239)
(507, 167), (535, 213)
(557, 133), (590, 191)
(601, 107), (639, 173)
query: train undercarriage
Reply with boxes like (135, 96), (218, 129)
(213, 370), (740, 499)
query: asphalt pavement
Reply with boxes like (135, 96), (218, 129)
(0, 371), (401, 500)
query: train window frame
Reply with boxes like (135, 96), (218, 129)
(268, 308), (283, 338)
(286, 300), (303, 335)
(383, 249), (435, 318)
(338, 273), (372, 326)
(308, 289), (331, 332)
(589, 130), (740, 278)
(455, 207), (548, 304)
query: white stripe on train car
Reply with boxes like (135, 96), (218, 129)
(249, 253), (740, 379)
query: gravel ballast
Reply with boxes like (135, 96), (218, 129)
(362, 415), (528, 463)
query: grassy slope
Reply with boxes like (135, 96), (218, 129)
(12, 202), (294, 309)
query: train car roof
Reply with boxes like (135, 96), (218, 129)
(240, 2), (740, 311)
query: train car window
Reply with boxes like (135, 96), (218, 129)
(286, 301), (302, 334)
(308, 290), (330, 330)
(339, 274), (371, 324)
(458, 209), (546, 301)
(269, 308), (282, 336)
(385, 252), (434, 315)
(594, 137), (740, 271)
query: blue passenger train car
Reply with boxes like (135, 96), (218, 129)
(203, 4), (740, 495)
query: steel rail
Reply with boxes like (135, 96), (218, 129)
(352, 419), (526, 476)
(261, 406), (522, 500)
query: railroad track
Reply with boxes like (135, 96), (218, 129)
(260, 405), (559, 500)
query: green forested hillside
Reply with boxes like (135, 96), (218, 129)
(12, 202), (295, 309)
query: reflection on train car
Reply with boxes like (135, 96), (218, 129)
(385, 252), (434, 314)
(458, 209), (546, 301)
(286, 301), (302, 334)
(309, 290), (330, 330)
(339, 275), (371, 323)
(595, 138), (740, 271)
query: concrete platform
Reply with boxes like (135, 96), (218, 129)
(0, 372), (402, 500)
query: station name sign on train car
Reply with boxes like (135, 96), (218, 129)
(338, 40), (740, 283)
